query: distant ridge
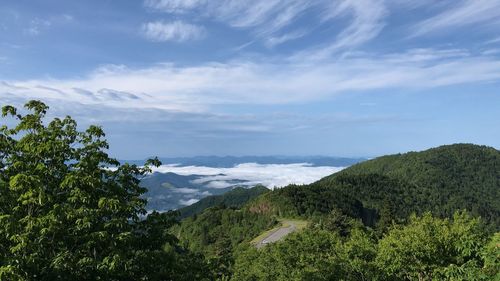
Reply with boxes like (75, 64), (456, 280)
(124, 155), (365, 168)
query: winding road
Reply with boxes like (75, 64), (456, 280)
(255, 222), (297, 249)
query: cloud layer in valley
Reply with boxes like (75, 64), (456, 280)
(154, 163), (344, 189)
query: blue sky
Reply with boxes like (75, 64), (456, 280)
(1, 0), (500, 159)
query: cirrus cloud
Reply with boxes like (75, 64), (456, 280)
(412, 0), (500, 37)
(144, 0), (387, 50)
(142, 20), (205, 42)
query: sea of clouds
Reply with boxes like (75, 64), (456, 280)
(153, 162), (344, 190)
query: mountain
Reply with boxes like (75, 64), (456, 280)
(140, 172), (233, 211)
(177, 185), (270, 219)
(249, 143), (500, 228)
(327, 143), (500, 226)
(125, 155), (365, 168)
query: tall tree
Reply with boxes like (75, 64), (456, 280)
(0, 101), (207, 280)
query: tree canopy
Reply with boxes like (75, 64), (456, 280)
(0, 101), (208, 280)
(232, 212), (498, 281)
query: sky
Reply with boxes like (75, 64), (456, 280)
(1, 0), (500, 159)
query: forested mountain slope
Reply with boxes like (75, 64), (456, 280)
(177, 185), (269, 219)
(326, 144), (500, 226)
(248, 144), (500, 228)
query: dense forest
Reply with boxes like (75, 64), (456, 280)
(177, 185), (269, 219)
(247, 144), (500, 230)
(0, 101), (498, 280)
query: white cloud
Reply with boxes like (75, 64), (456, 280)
(143, 0), (387, 51)
(310, 0), (387, 58)
(171, 187), (199, 194)
(144, 0), (206, 13)
(178, 198), (200, 206)
(153, 163), (344, 189)
(25, 18), (51, 35)
(142, 20), (205, 42)
(203, 180), (233, 189)
(484, 37), (500, 45)
(265, 30), (308, 47)
(481, 49), (500, 56)
(413, 0), (500, 37)
(22, 15), (73, 36)
(3, 48), (500, 113)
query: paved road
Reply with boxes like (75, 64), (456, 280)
(255, 222), (297, 249)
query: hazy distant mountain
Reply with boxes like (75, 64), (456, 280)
(126, 155), (365, 168)
(140, 172), (233, 212)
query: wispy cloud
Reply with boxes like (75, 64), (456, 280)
(292, 0), (387, 60)
(412, 0), (500, 37)
(144, 0), (205, 13)
(178, 198), (199, 206)
(484, 36), (500, 45)
(145, 0), (312, 38)
(142, 20), (205, 42)
(481, 49), (500, 56)
(25, 18), (51, 35)
(3, 48), (500, 112)
(265, 29), (308, 47)
(325, 0), (386, 49)
(171, 187), (199, 194)
(143, 0), (386, 51)
(22, 14), (74, 36)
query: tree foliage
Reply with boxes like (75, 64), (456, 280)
(0, 101), (208, 280)
(232, 227), (378, 281)
(231, 212), (498, 281)
(376, 211), (493, 280)
(172, 205), (277, 280)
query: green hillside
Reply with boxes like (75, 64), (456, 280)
(177, 185), (270, 219)
(326, 143), (500, 226)
(249, 144), (500, 229)
(172, 205), (278, 279)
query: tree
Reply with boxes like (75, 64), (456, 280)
(0, 101), (207, 280)
(375, 211), (494, 281)
(232, 229), (349, 281)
